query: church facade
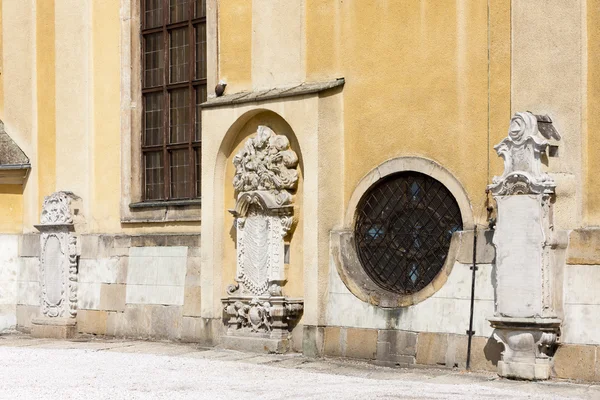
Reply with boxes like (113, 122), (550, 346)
(0, 0), (599, 381)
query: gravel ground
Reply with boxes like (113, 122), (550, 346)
(0, 336), (597, 400)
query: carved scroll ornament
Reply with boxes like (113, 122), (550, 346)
(488, 112), (561, 195)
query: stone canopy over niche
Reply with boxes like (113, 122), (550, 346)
(222, 125), (303, 352)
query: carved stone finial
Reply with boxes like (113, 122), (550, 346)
(487, 112), (561, 195)
(232, 125), (298, 206)
(40, 191), (78, 225)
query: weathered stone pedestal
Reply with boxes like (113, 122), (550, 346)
(31, 317), (77, 339)
(487, 112), (564, 380)
(33, 192), (79, 339)
(489, 317), (561, 380)
(221, 126), (303, 353)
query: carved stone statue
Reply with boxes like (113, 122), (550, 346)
(222, 126), (303, 352)
(487, 112), (566, 380)
(32, 191), (80, 338)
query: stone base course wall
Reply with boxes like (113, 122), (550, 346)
(14, 233), (222, 345)
(5, 228), (600, 381)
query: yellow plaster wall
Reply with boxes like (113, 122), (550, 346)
(305, 0), (511, 225)
(0, 185), (22, 233)
(218, 0), (252, 93)
(221, 112), (305, 298)
(91, 0), (121, 233)
(586, 0), (600, 225)
(2, 1), (35, 233)
(0, 0), (22, 234)
(36, 0), (56, 215)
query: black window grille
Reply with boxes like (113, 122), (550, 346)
(354, 171), (463, 295)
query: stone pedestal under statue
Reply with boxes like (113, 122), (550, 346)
(221, 126), (303, 353)
(31, 191), (79, 339)
(487, 112), (566, 380)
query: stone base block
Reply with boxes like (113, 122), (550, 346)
(220, 335), (290, 354)
(31, 318), (77, 339)
(497, 360), (551, 380)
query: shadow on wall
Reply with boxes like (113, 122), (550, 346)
(484, 334), (503, 367)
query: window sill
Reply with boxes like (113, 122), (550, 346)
(129, 199), (202, 209)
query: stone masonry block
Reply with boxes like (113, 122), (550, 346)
(457, 230), (496, 264)
(302, 325), (324, 358)
(469, 336), (502, 372)
(80, 235), (99, 259)
(377, 329), (417, 363)
(567, 229), (600, 265)
(181, 316), (220, 345)
(122, 304), (152, 338)
(183, 286), (201, 317)
(116, 257), (128, 284)
(113, 235), (131, 249)
(99, 284), (126, 312)
(323, 326), (342, 357)
(78, 310), (108, 335)
(446, 334), (468, 368)
(151, 305), (182, 340)
(15, 305), (39, 331)
(166, 235), (200, 247)
(98, 235), (115, 258)
(19, 234), (40, 257)
(185, 256), (201, 287)
(106, 311), (127, 337)
(416, 332), (448, 366)
(345, 328), (377, 360)
(18, 257), (39, 283)
(554, 344), (596, 381)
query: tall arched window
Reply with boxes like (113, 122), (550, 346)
(141, 0), (207, 200)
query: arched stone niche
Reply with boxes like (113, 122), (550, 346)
(332, 156), (474, 308)
(222, 111), (304, 299)
(220, 110), (304, 352)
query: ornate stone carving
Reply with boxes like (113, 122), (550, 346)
(222, 126), (303, 352)
(40, 191), (75, 225)
(36, 191), (79, 320)
(487, 113), (565, 380)
(488, 112), (561, 195)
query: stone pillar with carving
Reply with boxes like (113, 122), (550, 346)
(221, 125), (303, 353)
(31, 191), (80, 338)
(487, 112), (567, 380)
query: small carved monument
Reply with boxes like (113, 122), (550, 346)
(488, 112), (566, 380)
(222, 125), (303, 353)
(31, 191), (79, 338)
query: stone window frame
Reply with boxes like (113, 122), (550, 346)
(332, 156), (474, 308)
(119, 0), (217, 223)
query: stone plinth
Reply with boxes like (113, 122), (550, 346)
(31, 317), (77, 339)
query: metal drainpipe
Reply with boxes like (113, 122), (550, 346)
(466, 225), (478, 370)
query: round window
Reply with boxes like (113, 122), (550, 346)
(354, 171), (463, 295)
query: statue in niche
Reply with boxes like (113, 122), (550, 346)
(222, 125), (303, 347)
